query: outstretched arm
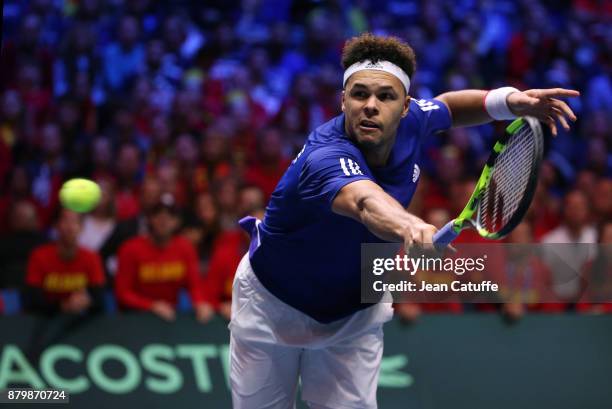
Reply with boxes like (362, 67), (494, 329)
(332, 179), (436, 249)
(436, 88), (579, 135)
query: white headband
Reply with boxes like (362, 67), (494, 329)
(342, 59), (411, 94)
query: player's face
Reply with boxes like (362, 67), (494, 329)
(342, 70), (410, 150)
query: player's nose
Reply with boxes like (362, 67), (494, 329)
(363, 95), (379, 115)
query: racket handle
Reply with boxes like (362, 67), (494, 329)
(433, 220), (460, 245)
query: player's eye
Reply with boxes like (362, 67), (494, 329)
(378, 92), (395, 101)
(352, 90), (368, 99)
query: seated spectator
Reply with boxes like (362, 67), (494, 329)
(201, 229), (247, 320)
(0, 200), (47, 289)
(114, 143), (144, 220)
(181, 191), (220, 271)
(103, 15), (145, 92)
(499, 221), (560, 320)
(577, 222), (612, 313)
(24, 208), (106, 315)
(591, 178), (611, 225)
(100, 175), (161, 277)
(115, 193), (212, 322)
(78, 178), (117, 252)
(29, 122), (65, 228)
(0, 166), (42, 234)
(244, 127), (290, 199)
(540, 190), (597, 302)
(201, 186), (265, 320)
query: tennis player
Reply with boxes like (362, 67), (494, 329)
(230, 33), (579, 409)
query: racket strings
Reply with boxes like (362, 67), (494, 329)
(479, 126), (537, 233)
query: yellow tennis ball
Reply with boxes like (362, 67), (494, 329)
(59, 178), (101, 213)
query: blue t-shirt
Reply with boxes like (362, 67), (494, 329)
(243, 98), (452, 323)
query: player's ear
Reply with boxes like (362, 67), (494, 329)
(341, 90), (346, 112)
(401, 95), (410, 118)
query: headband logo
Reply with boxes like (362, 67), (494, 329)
(343, 59), (411, 94)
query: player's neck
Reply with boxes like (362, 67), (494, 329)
(361, 137), (395, 168)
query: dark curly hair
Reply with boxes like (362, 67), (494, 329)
(341, 33), (416, 79)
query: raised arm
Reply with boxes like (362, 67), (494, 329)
(332, 179), (436, 248)
(436, 87), (579, 135)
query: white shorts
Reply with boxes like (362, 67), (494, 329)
(229, 254), (394, 409)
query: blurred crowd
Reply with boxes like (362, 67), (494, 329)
(0, 0), (610, 321)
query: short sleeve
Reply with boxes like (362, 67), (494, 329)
(411, 98), (452, 137)
(298, 145), (373, 211)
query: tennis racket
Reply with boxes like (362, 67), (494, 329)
(433, 117), (544, 245)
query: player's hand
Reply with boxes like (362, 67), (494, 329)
(195, 302), (215, 323)
(506, 88), (580, 136)
(219, 302), (232, 321)
(401, 219), (437, 252)
(151, 301), (176, 322)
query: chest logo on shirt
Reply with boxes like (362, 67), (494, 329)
(43, 273), (87, 292)
(415, 99), (440, 112)
(139, 262), (186, 283)
(412, 164), (420, 183)
(340, 158), (363, 176)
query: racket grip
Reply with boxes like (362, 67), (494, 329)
(433, 220), (459, 245)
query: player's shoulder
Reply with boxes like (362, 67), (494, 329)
(303, 115), (363, 160)
(305, 114), (356, 151)
(297, 141), (366, 182)
(408, 98), (446, 117)
(402, 97), (451, 135)
(305, 140), (361, 161)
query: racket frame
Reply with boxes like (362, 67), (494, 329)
(442, 117), (543, 241)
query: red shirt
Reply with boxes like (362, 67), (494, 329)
(115, 188), (140, 221)
(26, 243), (106, 303)
(244, 159), (290, 199)
(115, 235), (204, 310)
(201, 230), (247, 308)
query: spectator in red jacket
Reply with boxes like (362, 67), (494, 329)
(25, 208), (106, 315)
(201, 186), (265, 319)
(115, 193), (212, 322)
(244, 127), (290, 200)
(499, 221), (558, 320)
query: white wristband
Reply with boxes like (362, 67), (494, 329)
(484, 87), (519, 120)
